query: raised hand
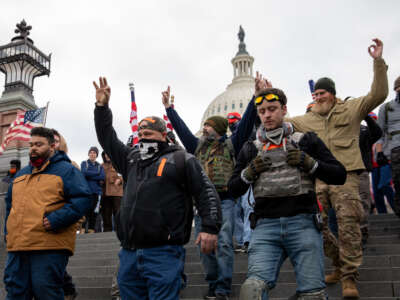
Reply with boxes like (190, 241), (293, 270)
(368, 38), (383, 59)
(255, 71), (272, 96)
(162, 86), (171, 108)
(93, 77), (111, 106)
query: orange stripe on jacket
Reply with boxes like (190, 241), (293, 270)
(157, 158), (167, 176)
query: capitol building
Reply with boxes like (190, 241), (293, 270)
(197, 26), (255, 134)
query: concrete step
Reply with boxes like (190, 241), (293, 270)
(179, 281), (398, 298)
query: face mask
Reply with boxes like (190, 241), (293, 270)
(138, 139), (162, 160)
(30, 156), (46, 168)
(266, 127), (284, 145)
(9, 168), (17, 175)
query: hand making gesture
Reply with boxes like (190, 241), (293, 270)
(368, 38), (383, 59)
(162, 86), (171, 108)
(93, 77), (111, 106)
(255, 71), (272, 97)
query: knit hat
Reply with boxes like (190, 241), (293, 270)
(138, 116), (166, 133)
(394, 76), (400, 91)
(204, 116), (228, 136)
(314, 77), (336, 96)
(88, 146), (99, 157)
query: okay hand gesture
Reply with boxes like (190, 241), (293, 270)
(368, 38), (383, 59)
(93, 77), (111, 106)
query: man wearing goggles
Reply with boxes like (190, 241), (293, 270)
(229, 87), (346, 300)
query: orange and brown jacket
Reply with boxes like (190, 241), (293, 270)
(5, 151), (92, 254)
(102, 161), (123, 197)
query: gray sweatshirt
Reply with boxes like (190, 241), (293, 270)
(377, 96), (400, 158)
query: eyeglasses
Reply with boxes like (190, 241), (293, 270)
(227, 115), (240, 120)
(255, 94), (280, 105)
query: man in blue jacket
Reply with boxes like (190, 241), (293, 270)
(4, 127), (91, 300)
(162, 76), (265, 299)
(80, 146), (105, 233)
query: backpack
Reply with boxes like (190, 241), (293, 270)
(173, 150), (194, 244)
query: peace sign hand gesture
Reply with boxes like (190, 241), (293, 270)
(255, 71), (272, 97)
(93, 77), (111, 106)
(368, 38), (383, 59)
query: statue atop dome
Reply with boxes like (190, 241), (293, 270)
(237, 25), (248, 55)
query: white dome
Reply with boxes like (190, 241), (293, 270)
(197, 26), (255, 135)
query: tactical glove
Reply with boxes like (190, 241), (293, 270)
(377, 152), (389, 166)
(287, 148), (317, 173)
(242, 155), (271, 182)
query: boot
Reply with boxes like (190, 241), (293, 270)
(325, 268), (341, 284)
(342, 277), (359, 299)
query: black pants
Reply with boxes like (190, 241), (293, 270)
(101, 196), (121, 232)
(85, 194), (100, 231)
(391, 147), (400, 215)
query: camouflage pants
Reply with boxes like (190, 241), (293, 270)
(316, 172), (363, 280)
(359, 171), (371, 231)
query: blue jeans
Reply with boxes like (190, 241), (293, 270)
(118, 245), (185, 300)
(4, 250), (69, 300)
(372, 167), (395, 213)
(247, 214), (325, 299)
(194, 198), (235, 295)
(234, 189), (254, 246)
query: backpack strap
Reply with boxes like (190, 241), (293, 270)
(225, 138), (236, 165)
(173, 150), (194, 244)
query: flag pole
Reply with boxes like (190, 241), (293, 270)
(43, 101), (50, 126)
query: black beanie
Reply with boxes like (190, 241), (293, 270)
(204, 116), (228, 136)
(88, 146), (99, 157)
(394, 76), (400, 91)
(314, 77), (336, 96)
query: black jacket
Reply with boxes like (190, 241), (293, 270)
(228, 132), (347, 218)
(359, 116), (382, 172)
(94, 105), (222, 249)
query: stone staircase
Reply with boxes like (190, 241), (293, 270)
(0, 214), (399, 299)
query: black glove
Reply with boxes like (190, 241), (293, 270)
(287, 148), (317, 173)
(377, 152), (389, 166)
(242, 155), (271, 182)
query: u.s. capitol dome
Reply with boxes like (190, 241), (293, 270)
(197, 26), (255, 135)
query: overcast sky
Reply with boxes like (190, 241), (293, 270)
(0, 0), (399, 164)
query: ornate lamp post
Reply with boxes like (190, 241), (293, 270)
(0, 19), (51, 102)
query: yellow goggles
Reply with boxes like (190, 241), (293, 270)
(255, 94), (280, 105)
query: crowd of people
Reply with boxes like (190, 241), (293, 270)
(2, 37), (400, 300)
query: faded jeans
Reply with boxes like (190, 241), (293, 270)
(234, 188), (254, 246)
(246, 214), (326, 299)
(194, 198), (235, 295)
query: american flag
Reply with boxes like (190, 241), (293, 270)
(0, 106), (47, 155)
(129, 83), (139, 146)
(163, 95), (174, 133)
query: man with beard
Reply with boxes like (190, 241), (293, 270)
(228, 88), (346, 300)
(284, 38), (388, 298)
(3, 127), (91, 299)
(376, 76), (400, 216)
(163, 76), (261, 299)
(93, 77), (221, 300)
